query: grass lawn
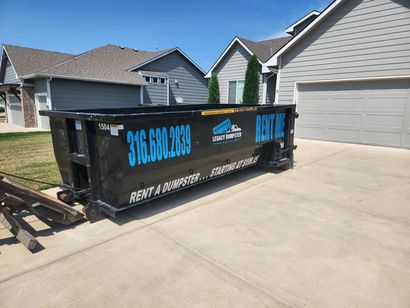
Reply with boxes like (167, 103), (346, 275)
(0, 132), (61, 190)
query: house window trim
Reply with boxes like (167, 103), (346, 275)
(142, 74), (168, 85)
(6, 93), (20, 105)
(227, 80), (245, 104)
(140, 75), (170, 106)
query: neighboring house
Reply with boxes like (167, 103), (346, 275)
(264, 0), (410, 149)
(205, 11), (319, 104)
(0, 44), (208, 129)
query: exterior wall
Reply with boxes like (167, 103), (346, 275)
(213, 42), (264, 104)
(21, 86), (37, 127)
(278, 0), (410, 104)
(2, 59), (19, 84)
(33, 78), (48, 93)
(266, 74), (277, 104)
(50, 79), (141, 110)
(143, 83), (168, 105)
(138, 51), (208, 105)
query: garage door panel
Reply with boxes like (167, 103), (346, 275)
(296, 79), (410, 149)
(328, 97), (364, 111)
(296, 98), (327, 111)
(325, 128), (360, 142)
(296, 126), (325, 139)
(366, 97), (407, 111)
(405, 134), (410, 147)
(361, 131), (402, 147)
(6, 96), (24, 127)
(364, 114), (405, 129)
(298, 113), (326, 125)
(327, 113), (361, 126)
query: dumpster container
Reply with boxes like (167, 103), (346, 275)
(41, 104), (297, 221)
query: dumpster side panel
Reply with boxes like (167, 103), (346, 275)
(91, 106), (295, 212)
(46, 104), (296, 216)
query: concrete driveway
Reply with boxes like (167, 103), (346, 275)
(1, 139), (409, 307)
(0, 122), (48, 133)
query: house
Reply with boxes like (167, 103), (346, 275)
(205, 11), (319, 104)
(0, 44), (208, 129)
(264, 0), (410, 149)
(205, 36), (291, 104)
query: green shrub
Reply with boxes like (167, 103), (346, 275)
(242, 54), (259, 104)
(208, 73), (220, 104)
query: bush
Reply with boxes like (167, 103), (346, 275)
(242, 54), (259, 104)
(0, 106), (4, 113)
(208, 73), (220, 104)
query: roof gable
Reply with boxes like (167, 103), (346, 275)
(127, 48), (205, 75)
(206, 36), (291, 78)
(266, 0), (348, 66)
(2, 45), (74, 77)
(239, 36), (292, 62)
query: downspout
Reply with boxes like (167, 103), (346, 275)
(46, 77), (53, 110)
(167, 78), (170, 105)
(140, 86), (144, 105)
(274, 57), (282, 105)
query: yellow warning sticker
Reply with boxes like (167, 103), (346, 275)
(201, 109), (236, 116)
(201, 107), (257, 116)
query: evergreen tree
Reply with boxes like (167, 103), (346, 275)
(208, 73), (220, 104)
(242, 54), (259, 104)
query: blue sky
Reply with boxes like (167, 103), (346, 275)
(0, 0), (331, 71)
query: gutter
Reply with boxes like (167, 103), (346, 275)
(20, 73), (147, 87)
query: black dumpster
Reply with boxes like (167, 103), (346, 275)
(41, 104), (297, 220)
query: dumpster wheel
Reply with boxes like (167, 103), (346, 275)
(83, 203), (105, 223)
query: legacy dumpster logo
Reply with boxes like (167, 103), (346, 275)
(212, 118), (242, 144)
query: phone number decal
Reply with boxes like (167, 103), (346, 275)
(127, 124), (191, 167)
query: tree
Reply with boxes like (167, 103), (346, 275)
(208, 73), (220, 104)
(242, 54), (259, 104)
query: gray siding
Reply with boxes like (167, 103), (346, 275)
(213, 42), (264, 104)
(278, 0), (410, 104)
(4, 60), (19, 84)
(50, 79), (141, 110)
(143, 83), (168, 105)
(138, 51), (208, 105)
(33, 78), (48, 93)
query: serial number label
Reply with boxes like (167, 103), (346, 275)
(127, 124), (191, 167)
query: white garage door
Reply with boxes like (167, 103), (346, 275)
(296, 79), (410, 149)
(6, 95), (24, 127)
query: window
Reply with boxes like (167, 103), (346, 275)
(143, 75), (167, 85)
(228, 80), (244, 103)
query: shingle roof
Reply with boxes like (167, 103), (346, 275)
(3, 44), (178, 86)
(28, 45), (175, 85)
(3, 45), (74, 77)
(237, 36), (292, 62)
